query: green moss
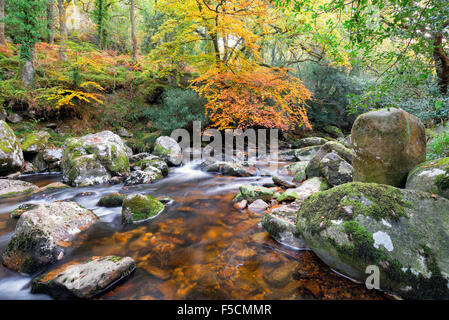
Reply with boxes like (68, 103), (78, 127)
(122, 194), (164, 223)
(300, 182), (411, 235)
(107, 256), (123, 262)
(97, 193), (125, 207)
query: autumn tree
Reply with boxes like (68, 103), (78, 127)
(4, 0), (46, 86)
(151, 0), (315, 130)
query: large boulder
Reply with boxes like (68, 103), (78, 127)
(2, 201), (98, 274)
(406, 158), (449, 199)
(319, 151), (353, 186)
(61, 131), (130, 186)
(32, 148), (63, 172)
(0, 179), (39, 198)
(305, 141), (353, 178)
(21, 131), (50, 155)
(0, 120), (24, 176)
(32, 256), (136, 299)
(153, 136), (182, 166)
(351, 108), (426, 187)
(121, 194), (165, 224)
(297, 182), (449, 299)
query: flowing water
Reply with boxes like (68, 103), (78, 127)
(0, 159), (390, 300)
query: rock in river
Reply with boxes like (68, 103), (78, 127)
(61, 131), (130, 186)
(153, 136), (182, 166)
(297, 182), (449, 299)
(32, 256), (136, 299)
(0, 179), (39, 198)
(2, 201), (98, 274)
(0, 120), (24, 176)
(122, 194), (165, 224)
(238, 184), (274, 203)
(351, 108), (426, 187)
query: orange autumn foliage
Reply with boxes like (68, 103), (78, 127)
(194, 66), (312, 131)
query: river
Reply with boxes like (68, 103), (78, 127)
(0, 158), (390, 300)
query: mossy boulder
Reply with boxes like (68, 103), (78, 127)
(406, 158), (449, 200)
(124, 167), (163, 186)
(153, 136), (182, 166)
(305, 141), (353, 178)
(22, 131), (50, 154)
(297, 182), (449, 299)
(121, 194), (165, 224)
(97, 193), (126, 207)
(32, 256), (136, 299)
(61, 131), (130, 186)
(351, 108), (426, 187)
(134, 156), (169, 176)
(2, 202), (98, 274)
(290, 137), (328, 149)
(0, 179), (39, 198)
(0, 120), (24, 176)
(277, 190), (300, 202)
(239, 185), (275, 203)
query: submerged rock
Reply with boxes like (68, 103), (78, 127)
(406, 157), (449, 200)
(0, 120), (24, 176)
(32, 256), (136, 299)
(61, 131), (130, 186)
(121, 194), (165, 224)
(2, 201), (98, 274)
(297, 182), (449, 299)
(153, 136), (182, 166)
(97, 193), (126, 207)
(351, 108), (426, 187)
(319, 151), (353, 186)
(0, 179), (39, 198)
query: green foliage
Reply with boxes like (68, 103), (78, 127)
(3, 0), (46, 61)
(146, 88), (208, 135)
(427, 130), (449, 161)
(299, 62), (366, 129)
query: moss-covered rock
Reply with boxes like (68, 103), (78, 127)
(61, 131), (130, 186)
(290, 137), (328, 149)
(277, 190), (300, 202)
(124, 167), (163, 186)
(0, 179), (39, 198)
(305, 141), (353, 178)
(121, 194), (165, 224)
(323, 125), (344, 138)
(31, 256), (136, 299)
(297, 182), (449, 299)
(134, 156), (169, 176)
(406, 158), (449, 200)
(2, 202), (98, 274)
(319, 151), (353, 186)
(22, 131), (50, 154)
(279, 146), (321, 162)
(97, 193), (126, 207)
(0, 120), (24, 176)
(153, 136), (182, 166)
(351, 108), (426, 187)
(239, 184), (275, 203)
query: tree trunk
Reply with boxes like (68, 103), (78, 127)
(47, 0), (55, 44)
(130, 0), (137, 64)
(0, 0), (5, 46)
(21, 59), (35, 87)
(57, 0), (67, 61)
(433, 33), (449, 95)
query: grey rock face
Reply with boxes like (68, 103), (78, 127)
(0, 120), (24, 176)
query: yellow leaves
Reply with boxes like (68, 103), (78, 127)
(37, 81), (105, 109)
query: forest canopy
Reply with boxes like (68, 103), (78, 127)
(0, 0), (447, 132)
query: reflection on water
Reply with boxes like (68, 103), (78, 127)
(0, 160), (390, 300)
